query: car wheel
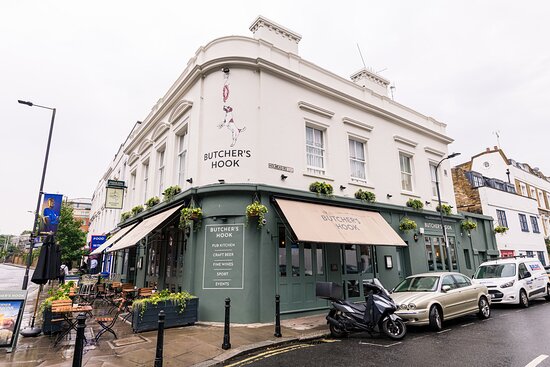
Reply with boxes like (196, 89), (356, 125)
(477, 296), (491, 319)
(545, 285), (550, 301)
(428, 305), (442, 331)
(519, 289), (529, 308)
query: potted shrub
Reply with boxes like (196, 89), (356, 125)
(40, 282), (74, 335)
(309, 181), (333, 196)
(162, 185), (182, 202)
(246, 201), (268, 228)
(436, 204), (452, 215)
(179, 207), (203, 230)
(355, 189), (376, 203)
(461, 219), (478, 234)
(406, 199), (424, 210)
(120, 211), (132, 221)
(494, 225), (508, 234)
(399, 217), (417, 232)
(145, 196), (160, 209)
(131, 205), (144, 216)
(131, 289), (198, 333)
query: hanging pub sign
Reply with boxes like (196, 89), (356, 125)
(105, 180), (126, 209)
(90, 235), (107, 251)
(0, 290), (27, 353)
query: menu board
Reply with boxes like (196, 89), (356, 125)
(202, 224), (245, 290)
(0, 290), (26, 352)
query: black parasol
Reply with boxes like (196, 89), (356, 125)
(31, 235), (61, 285)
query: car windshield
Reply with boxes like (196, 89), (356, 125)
(393, 276), (439, 292)
(474, 263), (516, 279)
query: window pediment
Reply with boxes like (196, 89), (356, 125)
(152, 123), (170, 141)
(128, 152), (140, 166)
(138, 139), (153, 155)
(169, 100), (193, 124)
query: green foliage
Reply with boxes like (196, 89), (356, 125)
(494, 225), (508, 234)
(354, 189), (376, 203)
(406, 199), (424, 210)
(162, 185), (182, 202)
(309, 181), (333, 196)
(121, 211), (132, 221)
(179, 207), (203, 230)
(132, 289), (195, 319)
(245, 201), (268, 228)
(57, 203), (88, 265)
(399, 217), (417, 232)
(461, 219), (478, 232)
(131, 205), (144, 216)
(436, 204), (452, 215)
(145, 196), (160, 209)
(39, 281), (75, 313)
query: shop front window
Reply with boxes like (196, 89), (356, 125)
(341, 244), (374, 299)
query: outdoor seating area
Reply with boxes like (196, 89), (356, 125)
(40, 273), (159, 346)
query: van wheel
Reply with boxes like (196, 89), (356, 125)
(428, 305), (442, 331)
(519, 289), (529, 308)
(477, 296), (491, 319)
(545, 285), (550, 301)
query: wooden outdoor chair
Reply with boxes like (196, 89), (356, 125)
(95, 299), (124, 342)
(50, 299), (74, 344)
(137, 287), (153, 298)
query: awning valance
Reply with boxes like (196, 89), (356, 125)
(106, 205), (182, 253)
(275, 198), (406, 247)
(89, 224), (137, 255)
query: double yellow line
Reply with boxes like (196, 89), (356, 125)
(224, 343), (313, 367)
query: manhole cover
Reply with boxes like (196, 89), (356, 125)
(111, 335), (149, 347)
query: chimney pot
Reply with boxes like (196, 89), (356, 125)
(494, 146), (498, 150)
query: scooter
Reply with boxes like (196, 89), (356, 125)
(316, 279), (407, 340)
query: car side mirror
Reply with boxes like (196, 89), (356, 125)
(523, 271), (532, 279)
(442, 285), (451, 292)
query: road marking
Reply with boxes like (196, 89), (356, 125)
(437, 329), (451, 334)
(359, 341), (402, 348)
(224, 344), (312, 367)
(319, 339), (340, 343)
(515, 309), (525, 313)
(461, 323), (475, 327)
(525, 354), (549, 367)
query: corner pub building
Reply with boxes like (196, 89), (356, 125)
(88, 16), (498, 323)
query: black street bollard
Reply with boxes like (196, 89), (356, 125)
(274, 294), (282, 337)
(72, 313), (86, 367)
(221, 297), (231, 350)
(154, 310), (165, 367)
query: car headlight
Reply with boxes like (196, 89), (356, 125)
(408, 303), (416, 310)
(501, 280), (515, 288)
(399, 304), (408, 310)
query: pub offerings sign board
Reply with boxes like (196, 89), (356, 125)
(105, 180), (126, 209)
(202, 224), (245, 290)
(0, 290), (27, 353)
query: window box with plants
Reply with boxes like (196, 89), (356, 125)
(406, 199), (424, 210)
(145, 196), (160, 209)
(354, 189), (376, 203)
(436, 204), (452, 215)
(40, 282), (74, 335)
(162, 185), (182, 202)
(179, 207), (203, 229)
(245, 201), (268, 228)
(131, 290), (198, 333)
(309, 181), (333, 196)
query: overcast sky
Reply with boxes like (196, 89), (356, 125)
(1, 1), (549, 235)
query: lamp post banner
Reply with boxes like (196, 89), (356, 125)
(40, 194), (63, 234)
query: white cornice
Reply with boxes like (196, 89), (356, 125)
(424, 146), (445, 157)
(393, 135), (418, 148)
(128, 152), (140, 166)
(298, 101), (334, 119)
(342, 117), (374, 132)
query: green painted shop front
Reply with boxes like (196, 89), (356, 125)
(112, 184), (498, 324)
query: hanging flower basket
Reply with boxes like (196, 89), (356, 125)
(399, 217), (417, 232)
(436, 204), (452, 215)
(461, 219), (477, 232)
(179, 207), (202, 230)
(494, 225), (508, 234)
(246, 201), (268, 228)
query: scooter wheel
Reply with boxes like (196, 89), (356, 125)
(381, 318), (407, 340)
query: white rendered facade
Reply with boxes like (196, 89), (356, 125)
(89, 16), (457, 241)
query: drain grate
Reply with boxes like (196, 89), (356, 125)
(111, 335), (149, 347)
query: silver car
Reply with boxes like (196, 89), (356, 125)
(390, 272), (491, 331)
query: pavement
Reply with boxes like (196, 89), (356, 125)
(0, 264), (330, 367)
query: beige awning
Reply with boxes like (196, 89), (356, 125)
(106, 206), (182, 253)
(89, 224), (137, 255)
(275, 198), (406, 246)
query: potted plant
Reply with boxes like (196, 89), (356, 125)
(494, 225), (508, 234)
(179, 207), (203, 230)
(355, 189), (376, 203)
(246, 201), (268, 228)
(406, 199), (424, 210)
(399, 217), (417, 232)
(461, 219), (478, 233)
(40, 282), (75, 335)
(131, 205), (144, 216)
(131, 289), (198, 333)
(162, 185), (182, 202)
(436, 204), (452, 215)
(145, 196), (160, 209)
(120, 211), (132, 221)
(309, 181), (333, 196)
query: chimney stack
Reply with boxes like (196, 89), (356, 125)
(250, 16), (301, 55)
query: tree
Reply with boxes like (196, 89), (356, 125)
(56, 202), (88, 266)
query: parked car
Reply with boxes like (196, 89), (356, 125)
(472, 256), (549, 307)
(390, 272), (491, 331)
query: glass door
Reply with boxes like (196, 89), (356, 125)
(341, 245), (374, 300)
(425, 236), (458, 271)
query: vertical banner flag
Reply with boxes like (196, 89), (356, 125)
(40, 193), (63, 234)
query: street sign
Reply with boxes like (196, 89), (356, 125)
(90, 235), (107, 251)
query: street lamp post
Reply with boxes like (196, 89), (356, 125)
(435, 152), (461, 272)
(18, 100), (56, 291)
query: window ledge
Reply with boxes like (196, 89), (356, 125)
(303, 172), (334, 181)
(400, 191), (421, 198)
(348, 181), (375, 190)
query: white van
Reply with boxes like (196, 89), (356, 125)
(472, 256), (549, 307)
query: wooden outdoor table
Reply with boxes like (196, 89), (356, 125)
(51, 305), (93, 346)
